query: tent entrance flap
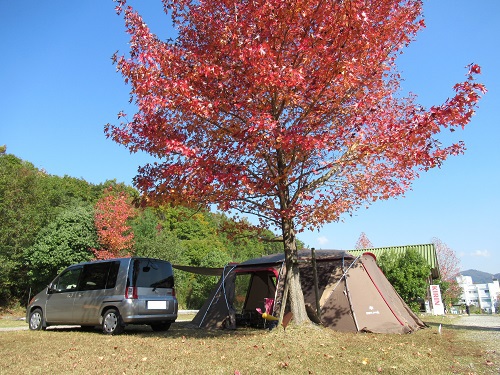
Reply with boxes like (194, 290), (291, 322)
(235, 270), (277, 328)
(191, 265), (237, 329)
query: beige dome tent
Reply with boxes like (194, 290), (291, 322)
(175, 250), (426, 334)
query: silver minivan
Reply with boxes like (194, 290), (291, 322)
(26, 257), (178, 334)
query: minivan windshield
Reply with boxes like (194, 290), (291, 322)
(132, 259), (174, 288)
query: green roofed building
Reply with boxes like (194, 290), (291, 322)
(348, 243), (439, 280)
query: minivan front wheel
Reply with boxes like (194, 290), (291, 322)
(29, 308), (44, 331)
(102, 309), (124, 335)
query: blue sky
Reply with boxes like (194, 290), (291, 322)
(1, 1), (498, 274)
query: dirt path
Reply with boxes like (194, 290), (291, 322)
(0, 312), (197, 332)
(441, 314), (499, 374)
(451, 315), (500, 352)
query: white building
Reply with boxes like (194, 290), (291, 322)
(456, 275), (500, 314)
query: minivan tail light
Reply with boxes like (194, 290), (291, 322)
(171, 288), (176, 297)
(126, 286), (138, 299)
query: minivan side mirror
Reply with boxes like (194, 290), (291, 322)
(47, 284), (55, 294)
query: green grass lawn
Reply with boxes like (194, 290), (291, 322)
(1, 311), (498, 374)
(0, 315), (498, 374)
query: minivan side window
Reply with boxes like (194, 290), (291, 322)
(52, 267), (82, 293)
(79, 262), (110, 291)
(132, 259), (174, 288)
(79, 261), (121, 291)
(106, 261), (120, 289)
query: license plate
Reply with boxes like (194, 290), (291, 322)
(147, 301), (167, 310)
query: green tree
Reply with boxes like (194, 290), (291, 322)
(214, 214), (283, 261)
(150, 206), (231, 308)
(0, 154), (48, 304)
(186, 250), (232, 309)
(132, 207), (193, 307)
(0, 150), (139, 306)
(25, 204), (98, 293)
(0, 256), (21, 307)
(131, 205), (280, 308)
(378, 249), (430, 312)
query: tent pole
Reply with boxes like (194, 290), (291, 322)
(322, 255), (361, 303)
(343, 257), (360, 332)
(344, 276), (360, 332)
(311, 248), (321, 319)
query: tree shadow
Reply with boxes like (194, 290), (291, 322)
(425, 321), (500, 333)
(43, 321), (263, 339)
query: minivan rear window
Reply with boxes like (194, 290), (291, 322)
(132, 259), (174, 288)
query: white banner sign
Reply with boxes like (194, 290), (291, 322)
(430, 284), (445, 315)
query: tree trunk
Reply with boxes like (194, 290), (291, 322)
(281, 218), (309, 325)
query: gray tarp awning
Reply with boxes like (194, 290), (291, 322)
(173, 250), (353, 276)
(172, 264), (229, 276)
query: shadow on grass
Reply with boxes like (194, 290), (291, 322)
(42, 320), (266, 339)
(45, 318), (500, 338)
(424, 321), (500, 333)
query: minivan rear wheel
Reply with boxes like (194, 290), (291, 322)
(102, 309), (124, 335)
(29, 308), (44, 331)
(150, 322), (172, 332)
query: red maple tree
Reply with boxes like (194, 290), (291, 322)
(93, 187), (136, 260)
(355, 232), (374, 250)
(432, 237), (461, 282)
(432, 237), (462, 305)
(107, 0), (485, 323)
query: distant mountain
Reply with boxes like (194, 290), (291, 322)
(460, 269), (500, 284)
